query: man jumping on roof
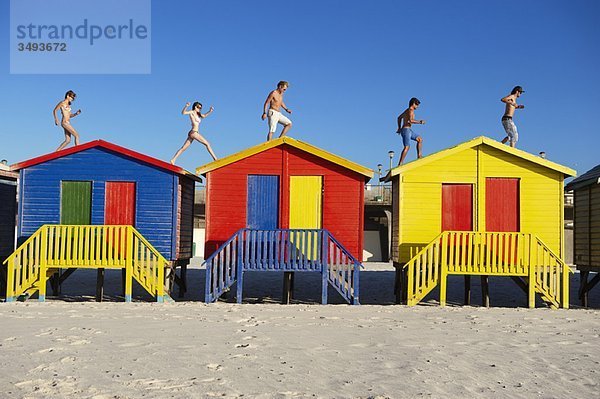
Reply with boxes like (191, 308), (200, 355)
(396, 97), (425, 165)
(262, 81), (292, 141)
(500, 86), (525, 148)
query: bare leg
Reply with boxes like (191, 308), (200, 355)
(190, 132), (217, 161)
(63, 123), (80, 145)
(416, 137), (423, 158)
(279, 122), (292, 138)
(510, 141), (516, 148)
(170, 137), (193, 164)
(501, 136), (509, 144)
(56, 134), (71, 151)
(398, 145), (410, 165)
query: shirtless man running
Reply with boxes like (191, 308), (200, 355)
(396, 97), (425, 165)
(262, 81), (292, 141)
(500, 86), (525, 147)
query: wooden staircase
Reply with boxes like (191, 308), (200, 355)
(204, 229), (362, 305)
(402, 231), (572, 308)
(3, 225), (171, 302)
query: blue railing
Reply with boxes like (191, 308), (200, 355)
(327, 233), (361, 304)
(204, 229), (361, 305)
(204, 229), (243, 303)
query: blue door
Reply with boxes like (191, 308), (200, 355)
(247, 175), (279, 229)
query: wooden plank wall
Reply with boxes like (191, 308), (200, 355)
(391, 175), (400, 262)
(177, 177), (195, 259)
(19, 147), (177, 260)
(205, 145), (365, 260)
(394, 145), (564, 263)
(286, 146), (364, 259)
(575, 184), (600, 269)
(0, 179), (17, 260)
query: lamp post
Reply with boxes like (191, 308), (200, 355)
(388, 150), (395, 172)
(377, 163), (383, 198)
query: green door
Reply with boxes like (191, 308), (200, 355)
(61, 181), (92, 224)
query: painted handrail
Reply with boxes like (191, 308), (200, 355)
(204, 228), (362, 304)
(327, 233), (361, 305)
(403, 231), (571, 308)
(532, 236), (572, 309)
(130, 227), (169, 302)
(204, 229), (244, 303)
(403, 232), (444, 306)
(4, 225), (168, 302)
(3, 227), (46, 301)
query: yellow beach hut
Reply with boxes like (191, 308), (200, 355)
(385, 136), (576, 308)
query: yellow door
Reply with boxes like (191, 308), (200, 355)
(289, 176), (322, 228)
(289, 176), (322, 260)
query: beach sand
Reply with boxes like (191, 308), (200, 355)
(1, 262), (599, 398)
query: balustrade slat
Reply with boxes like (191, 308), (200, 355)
(427, 245), (433, 286)
(450, 233), (456, 272)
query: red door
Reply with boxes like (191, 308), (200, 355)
(105, 182), (136, 260)
(485, 178), (519, 232)
(486, 178), (519, 264)
(442, 184), (473, 231)
(442, 184), (473, 266)
(105, 182), (136, 225)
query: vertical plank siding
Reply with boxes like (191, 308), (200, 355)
(105, 182), (136, 225)
(18, 147), (191, 260)
(574, 188), (590, 267)
(391, 176), (400, 261)
(289, 176), (322, 229)
(247, 175), (280, 229)
(590, 185), (600, 266)
(0, 179), (17, 261)
(485, 178), (519, 232)
(575, 184), (600, 269)
(60, 181), (92, 224)
(177, 177), (195, 259)
(441, 184), (473, 231)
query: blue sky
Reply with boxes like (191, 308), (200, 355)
(1, 0), (598, 178)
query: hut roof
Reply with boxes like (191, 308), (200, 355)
(383, 136), (576, 181)
(565, 164), (600, 191)
(195, 136), (373, 181)
(10, 139), (201, 182)
(0, 170), (18, 180)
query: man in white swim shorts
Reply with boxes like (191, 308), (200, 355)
(262, 81), (293, 141)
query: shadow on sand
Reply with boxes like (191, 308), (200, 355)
(16, 262), (600, 309)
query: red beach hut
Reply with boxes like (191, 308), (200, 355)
(196, 137), (373, 304)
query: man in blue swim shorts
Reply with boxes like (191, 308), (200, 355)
(396, 97), (425, 165)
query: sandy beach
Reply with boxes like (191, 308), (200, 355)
(1, 262), (599, 398)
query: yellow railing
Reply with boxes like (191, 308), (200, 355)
(129, 228), (167, 302)
(404, 232), (443, 306)
(4, 230), (45, 301)
(3, 225), (169, 302)
(404, 231), (572, 308)
(531, 237), (570, 309)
